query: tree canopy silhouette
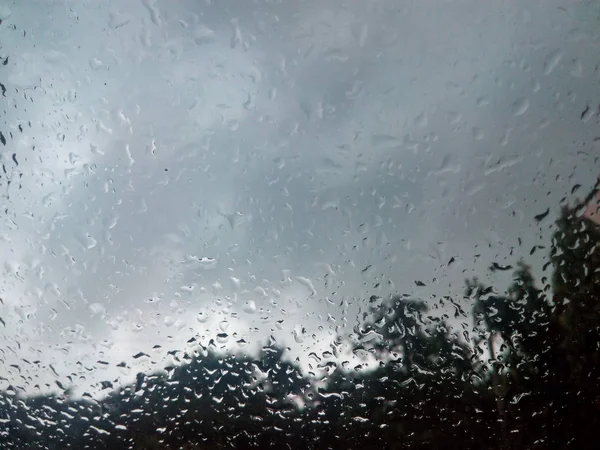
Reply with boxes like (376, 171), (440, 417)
(1, 183), (600, 449)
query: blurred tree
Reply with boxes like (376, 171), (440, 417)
(546, 181), (600, 446)
(2, 183), (600, 449)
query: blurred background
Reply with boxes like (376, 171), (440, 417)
(0, 1), (599, 448)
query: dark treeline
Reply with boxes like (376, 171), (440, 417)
(1, 183), (599, 449)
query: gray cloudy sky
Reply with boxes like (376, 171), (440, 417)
(1, 0), (599, 398)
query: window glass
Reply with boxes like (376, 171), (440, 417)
(1, 0), (599, 448)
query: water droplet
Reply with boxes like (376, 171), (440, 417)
(243, 300), (257, 314)
(446, 111), (462, 125)
(472, 127), (485, 140)
(77, 233), (97, 250)
(230, 18), (242, 49)
(293, 325), (306, 343)
(511, 97), (529, 116)
(141, 0), (161, 26)
(295, 276), (316, 296)
(108, 10), (130, 29)
(197, 310), (209, 323)
(581, 104), (593, 123)
(543, 50), (562, 75)
(194, 24), (216, 45)
(89, 58), (103, 70)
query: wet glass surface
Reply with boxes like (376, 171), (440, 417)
(1, 1), (599, 448)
